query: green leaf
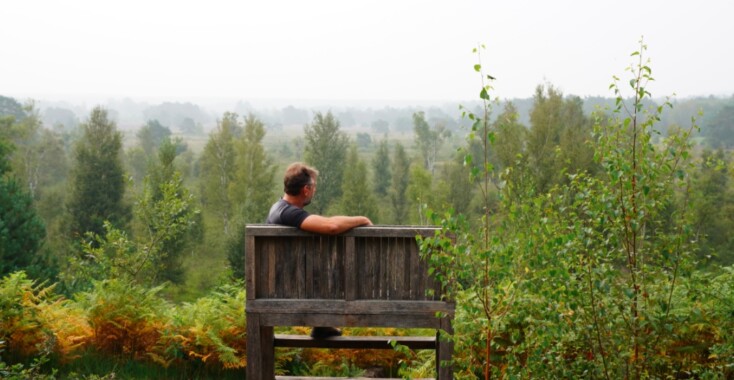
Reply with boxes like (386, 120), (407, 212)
(474, 64), (481, 72)
(464, 154), (473, 166)
(479, 87), (490, 100)
(487, 131), (496, 144)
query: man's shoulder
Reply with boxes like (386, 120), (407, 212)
(266, 198), (309, 227)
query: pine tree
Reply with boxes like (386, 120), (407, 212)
(527, 84), (594, 193)
(227, 114), (275, 279)
(389, 143), (410, 224)
(199, 112), (240, 234)
(338, 145), (378, 221)
(372, 138), (391, 197)
(303, 111), (349, 214)
(230, 114), (275, 224)
(67, 106), (130, 240)
(0, 132), (46, 277)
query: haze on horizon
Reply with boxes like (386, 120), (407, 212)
(3, 0), (734, 105)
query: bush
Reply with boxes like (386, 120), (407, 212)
(76, 279), (169, 361)
(164, 283), (246, 369)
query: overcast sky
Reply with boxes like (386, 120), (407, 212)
(3, 0), (733, 104)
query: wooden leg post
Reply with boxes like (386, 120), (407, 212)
(261, 324), (275, 379)
(437, 316), (454, 379)
(246, 312), (261, 380)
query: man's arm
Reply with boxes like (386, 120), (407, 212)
(300, 214), (372, 235)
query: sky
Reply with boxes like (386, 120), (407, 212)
(3, 0), (734, 105)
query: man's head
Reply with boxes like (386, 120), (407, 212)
(283, 162), (319, 204)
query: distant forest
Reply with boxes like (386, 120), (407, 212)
(18, 94), (734, 148)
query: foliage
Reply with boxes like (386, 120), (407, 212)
(690, 149), (734, 264)
(0, 117), (14, 175)
(526, 83), (595, 193)
(0, 173), (46, 277)
(199, 112), (240, 236)
(136, 119), (172, 157)
(136, 171), (200, 285)
(226, 114), (275, 279)
(0, 95), (26, 121)
(413, 111), (450, 174)
(67, 106), (130, 241)
(229, 114), (275, 225)
(76, 278), (169, 361)
(0, 354), (57, 380)
(336, 145), (378, 220)
(388, 143), (410, 224)
(703, 103), (734, 148)
(164, 283), (246, 369)
(66, 169), (200, 288)
(372, 138), (391, 198)
(417, 40), (731, 379)
(303, 111), (349, 214)
(0, 272), (57, 361)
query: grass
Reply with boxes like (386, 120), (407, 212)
(51, 350), (245, 380)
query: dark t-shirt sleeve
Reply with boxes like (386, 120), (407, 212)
(266, 199), (310, 228)
(279, 204), (310, 227)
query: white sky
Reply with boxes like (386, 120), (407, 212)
(3, 0), (733, 104)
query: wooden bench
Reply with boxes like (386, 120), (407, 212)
(245, 225), (454, 379)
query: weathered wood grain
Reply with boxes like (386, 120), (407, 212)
(245, 225), (454, 379)
(274, 334), (436, 350)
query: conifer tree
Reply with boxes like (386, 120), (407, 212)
(229, 114), (275, 224)
(372, 138), (391, 197)
(0, 132), (45, 277)
(199, 112), (240, 234)
(303, 111), (349, 214)
(67, 106), (130, 240)
(389, 143), (410, 224)
(527, 84), (594, 193)
(227, 114), (275, 279)
(338, 145), (378, 221)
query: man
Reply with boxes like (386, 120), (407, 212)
(266, 162), (372, 337)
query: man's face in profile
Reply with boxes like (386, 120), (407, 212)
(303, 181), (316, 206)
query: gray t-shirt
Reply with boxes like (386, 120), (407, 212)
(265, 198), (310, 227)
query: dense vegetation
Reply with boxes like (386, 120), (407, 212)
(1, 42), (734, 378)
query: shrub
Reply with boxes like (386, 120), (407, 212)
(76, 279), (169, 361)
(165, 283), (246, 369)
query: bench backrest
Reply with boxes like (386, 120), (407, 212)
(245, 225), (442, 302)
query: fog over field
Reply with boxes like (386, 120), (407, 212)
(2, 0), (733, 106)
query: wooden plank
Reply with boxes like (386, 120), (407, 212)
(248, 299), (455, 315)
(262, 313), (444, 329)
(306, 235), (314, 298)
(345, 236), (356, 301)
(245, 233), (256, 300)
(438, 316), (454, 379)
(245, 224), (439, 238)
(261, 324), (275, 380)
(267, 237), (276, 297)
(275, 377), (434, 380)
(246, 312), (262, 380)
(274, 334), (436, 350)
(402, 237), (412, 300)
